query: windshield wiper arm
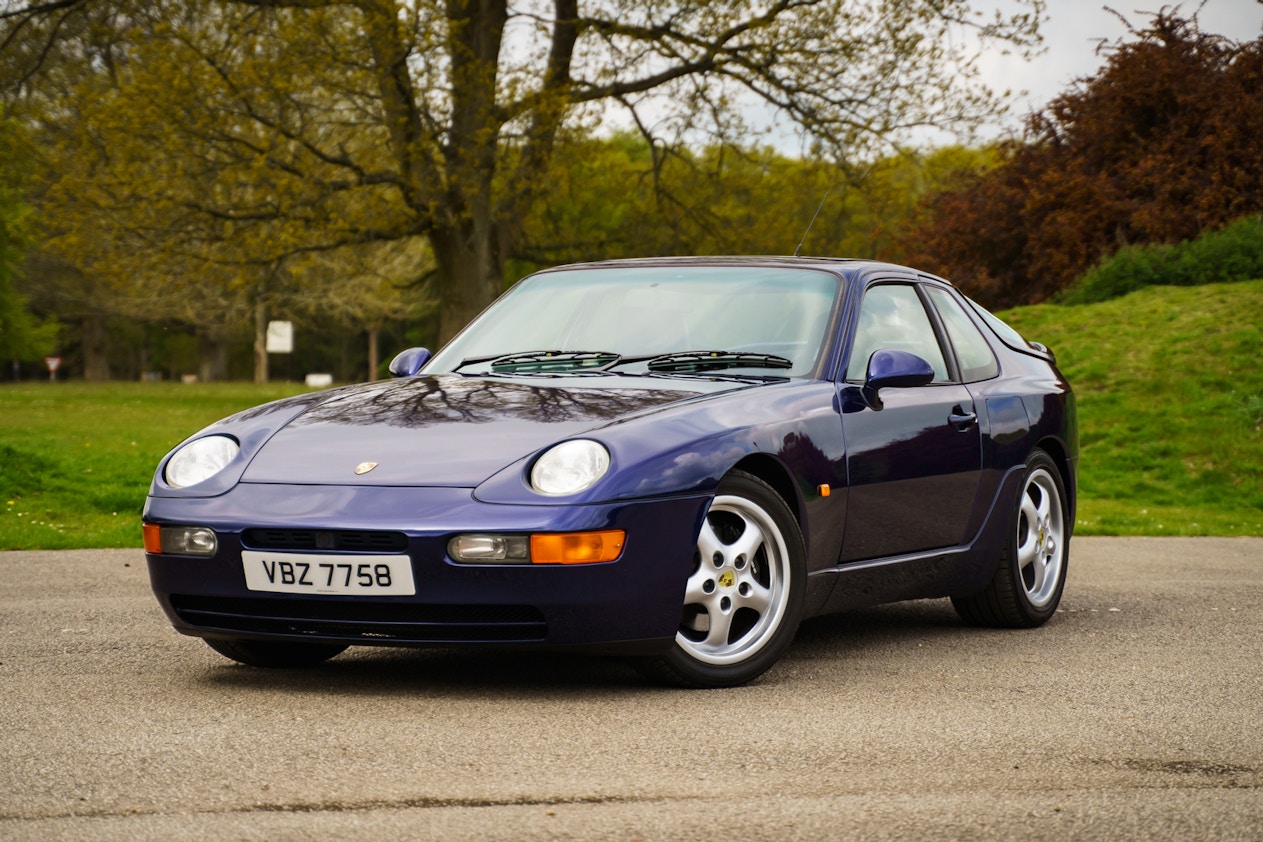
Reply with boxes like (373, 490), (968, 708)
(645, 351), (793, 373)
(452, 353), (505, 372)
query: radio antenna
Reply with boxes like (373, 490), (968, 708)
(793, 190), (830, 257)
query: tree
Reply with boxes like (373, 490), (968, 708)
(4, 0), (1045, 343)
(908, 10), (1263, 307)
(1, 2), (425, 380)
(514, 132), (998, 275)
(0, 108), (56, 373)
(511, 132), (837, 268)
(286, 237), (431, 379)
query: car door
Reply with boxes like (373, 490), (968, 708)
(839, 282), (983, 562)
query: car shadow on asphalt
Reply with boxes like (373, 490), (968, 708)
(184, 597), (983, 697)
(792, 597), (969, 652)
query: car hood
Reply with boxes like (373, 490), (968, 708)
(239, 374), (747, 487)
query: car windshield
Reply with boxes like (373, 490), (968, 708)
(425, 265), (841, 378)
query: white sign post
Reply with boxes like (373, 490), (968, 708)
(44, 356), (62, 382)
(265, 321), (294, 354)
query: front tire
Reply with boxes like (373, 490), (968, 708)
(639, 470), (806, 688)
(204, 638), (348, 668)
(953, 449), (1069, 627)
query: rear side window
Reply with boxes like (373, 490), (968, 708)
(965, 295), (1029, 351)
(927, 288), (999, 382)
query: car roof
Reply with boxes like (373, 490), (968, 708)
(537, 255), (950, 286)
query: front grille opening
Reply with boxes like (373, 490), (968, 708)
(169, 594), (547, 643)
(241, 528), (409, 552)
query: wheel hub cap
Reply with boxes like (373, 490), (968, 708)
(678, 495), (791, 665)
(1018, 468), (1065, 610)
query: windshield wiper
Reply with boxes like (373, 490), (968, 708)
(477, 350), (621, 374)
(452, 349), (793, 376)
(645, 351), (793, 373)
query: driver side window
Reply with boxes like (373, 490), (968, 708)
(845, 284), (949, 382)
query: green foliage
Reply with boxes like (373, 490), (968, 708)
(3, 3), (423, 381)
(515, 134), (996, 275)
(0, 109), (58, 363)
(4, 0), (1044, 344)
(910, 13), (1263, 308)
(1060, 215), (1263, 304)
(1001, 281), (1263, 536)
(0, 277), (59, 363)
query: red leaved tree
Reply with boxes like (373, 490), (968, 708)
(908, 11), (1263, 307)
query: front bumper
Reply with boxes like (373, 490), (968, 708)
(144, 483), (711, 653)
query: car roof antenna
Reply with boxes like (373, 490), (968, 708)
(793, 190), (831, 258)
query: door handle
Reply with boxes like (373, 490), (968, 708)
(948, 407), (977, 430)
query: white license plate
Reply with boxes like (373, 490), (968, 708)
(242, 551), (416, 596)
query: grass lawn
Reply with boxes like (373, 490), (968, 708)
(1, 280), (1260, 550)
(1, 382), (308, 550)
(1002, 280), (1263, 536)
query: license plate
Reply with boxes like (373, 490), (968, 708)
(242, 551), (416, 596)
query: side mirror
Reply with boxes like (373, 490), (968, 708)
(388, 347), (431, 378)
(862, 349), (934, 410)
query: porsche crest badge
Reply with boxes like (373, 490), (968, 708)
(354, 461), (378, 475)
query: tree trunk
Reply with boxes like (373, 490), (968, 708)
(82, 314), (110, 382)
(253, 303), (268, 384)
(198, 332), (229, 382)
(429, 221), (504, 345)
(367, 327), (379, 381)
(337, 330), (349, 383)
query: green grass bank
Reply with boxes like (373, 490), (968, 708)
(2, 280), (1261, 550)
(1, 382), (308, 549)
(1004, 280), (1262, 535)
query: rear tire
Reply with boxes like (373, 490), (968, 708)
(638, 470), (806, 688)
(953, 449), (1069, 628)
(204, 638), (348, 668)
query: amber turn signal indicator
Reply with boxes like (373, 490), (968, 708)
(143, 522), (162, 553)
(530, 530), (626, 565)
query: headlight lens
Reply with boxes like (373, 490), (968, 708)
(530, 440), (610, 496)
(165, 435), (240, 488)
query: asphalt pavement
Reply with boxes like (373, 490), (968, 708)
(1, 537), (1260, 841)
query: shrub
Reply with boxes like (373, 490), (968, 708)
(1061, 215), (1263, 304)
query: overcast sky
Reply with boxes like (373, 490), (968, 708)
(615, 1), (1262, 151)
(977, 0), (1263, 135)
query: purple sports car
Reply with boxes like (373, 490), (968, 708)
(143, 257), (1077, 687)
